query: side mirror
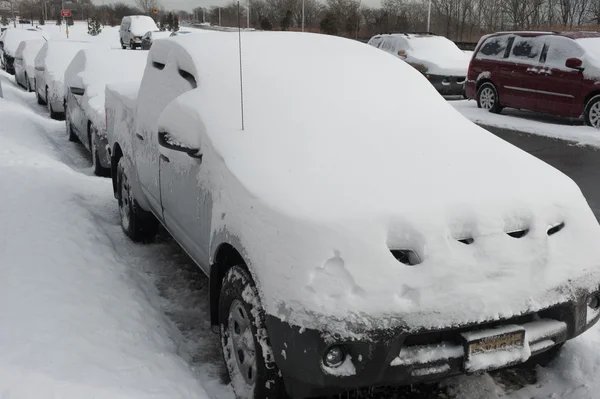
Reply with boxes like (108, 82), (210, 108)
(158, 131), (203, 160)
(565, 57), (584, 71)
(70, 87), (84, 95)
(397, 50), (407, 59)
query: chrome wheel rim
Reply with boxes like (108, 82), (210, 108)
(590, 102), (600, 129)
(119, 172), (131, 230)
(480, 87), (495, 110)
(229, 299), (257, 386)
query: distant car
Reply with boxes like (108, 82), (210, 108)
(0, 27), (48, 74)
(64, 48), (148, 175)
(466, 31), (600, 128)
(119, 16), (158, 50)
(368, 33), (470, 96)
(34, 40), (106, 119)
(14, 38), (46, 91)
(140, 30), (172, 50)
(106, 32), (600, 399)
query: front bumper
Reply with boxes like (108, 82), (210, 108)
(426, 74), (466, 96)
(268, 291), (600, 398)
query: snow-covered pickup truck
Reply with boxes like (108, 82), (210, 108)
(106, 32), (600, 399)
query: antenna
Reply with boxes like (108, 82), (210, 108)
(237, 0), (245, 131)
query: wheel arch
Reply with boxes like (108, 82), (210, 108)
(111, 143), (124, 196)
(584, 91), (600, 111)
(209, 237), (253, 327)
(476, 78), (494, 92)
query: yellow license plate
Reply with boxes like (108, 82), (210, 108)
(468, 331), (525, 356)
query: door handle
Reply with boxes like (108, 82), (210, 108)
(135, 133), (144, 141)
(160, 154), (170, 162)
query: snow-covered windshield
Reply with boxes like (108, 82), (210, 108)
(406, 36), (470, 75)
(2, 28), (48, 56)
(130, 17), (158, 35)
(576, 38), (600, 60)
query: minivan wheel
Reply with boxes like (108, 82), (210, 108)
(477, 82), (502, 114)
(24, 73), (31, 91)
(46, 87), (60, 120)
(36, 82), (45, 105)
(219, 266), (286, 399)
(90, 125), (110, 177)
(66, 106), (78, 142)
(121, 39), (126, 49)
(130, 40), (136, 50)
(116, 158), (158, 242)
(584, 95), (600, 128)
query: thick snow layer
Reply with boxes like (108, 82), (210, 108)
(405, 35), (469, 76)
(150, 32), (600, 335)
(391, 343), (464, 366)
(464, 345), (531, 373)
(129, 15), (159, 36)
(452, 100), (600, 148)
(35, 40), (108, 109)
(15, 38), (46, 82)
(64, 49), (147, 133)
(0, 76), (212, 399)
(0, 27), (48, 56)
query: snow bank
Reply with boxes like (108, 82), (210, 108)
(0, 92), (209, 399)
(0, 27), (48, 56)
(451, 99), (600, 148)
(65, 49), (148, 134)
(154, 32), (600, 335)
(35, 40), (108, 109)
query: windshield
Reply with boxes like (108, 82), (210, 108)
(131, 18), (158, 34)
(576, 38), (600, 59)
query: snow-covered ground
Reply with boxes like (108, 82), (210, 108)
(452, 99), (600, 148)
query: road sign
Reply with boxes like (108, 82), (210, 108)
(153, 7), (158, 14)
(61, 9), (71, 17)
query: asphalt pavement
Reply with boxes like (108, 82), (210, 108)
(483, 125), (600, 221)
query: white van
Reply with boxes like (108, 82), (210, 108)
(119, 16), (158, 50)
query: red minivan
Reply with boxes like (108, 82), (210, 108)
(465, 31), (600, 128)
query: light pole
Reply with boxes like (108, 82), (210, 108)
(218, 7), (221, 26)
(301, 0), (304, 31)
(426, 0), (431, 32)
(247, 0), (250, 28)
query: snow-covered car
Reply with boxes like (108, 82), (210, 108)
(64, 49), (148, 175)
(34, 40), (107, 119)
(169, 30), (192, 37)
(119, 15), (158, 50)
(14, 38), (46, 91)
(106, 32), (600, 399)
(140, 30), (171, 50)
(368, 33), (470, 95)
(0, 27), (48, 74)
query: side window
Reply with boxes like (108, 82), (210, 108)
(477, 35), (511, 60)
(369, 37), (381, 48)
(381, 38), (395, 52)
(509, 36), (545, 63)
(544, 36), (584, 68)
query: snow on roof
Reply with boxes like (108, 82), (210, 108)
(154, 32), (600, 331)
(65, 49), (148, 131)
(1, 27), (48, 56)
(129, 15), (158, 35)
(403, 35), (469, 75)
(35, 40), (107, 79)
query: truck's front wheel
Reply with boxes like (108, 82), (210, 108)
(116, 158), (158, 242)
(219, 266), (286, 399)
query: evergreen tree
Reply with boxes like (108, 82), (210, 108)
(259, 17), (272, 30)
(88, 16), (102, 35)
(1, 16), (9, 26)
(319, 12), (338, 35)
(159, 14), (168, 31)
(38, 14), (45, 25)
(281, 10), (292, 30)
(172, 14), (179, 31)
(56, 17), (62, 26)
(167, 12), (174, 30)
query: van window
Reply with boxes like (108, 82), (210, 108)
(545, 36), (584, 68)
(369, 37), (382, 48)
(381, 38), (396, 52)
(509, 36), (545, 62)
(477, 35), (511, 59)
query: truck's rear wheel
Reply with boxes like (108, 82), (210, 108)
(116, 158), (158, 242)
(219, 266), (286, 399)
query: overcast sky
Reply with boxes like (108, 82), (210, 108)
(92, 0), (381, 14)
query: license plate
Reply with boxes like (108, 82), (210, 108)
(467, 330), (525, 357)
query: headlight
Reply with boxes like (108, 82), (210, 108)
(323, 345), (346, 368)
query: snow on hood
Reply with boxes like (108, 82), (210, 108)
(156, 32), (600, 334)
(405, 35), (469, 76)
(36, 41), (109, 109)
(1, 28), (48, 57)
(15, 38), (46, 79)
(65, 49), (147, 133)
(129, 16), (159, 36)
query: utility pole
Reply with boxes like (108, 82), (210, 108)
(218, 7), (221, 26)
(203, 7), (205, 23)
(301, 0), (304, 31)
(247, 0), (249, 28)
(426, 0), (431, 32)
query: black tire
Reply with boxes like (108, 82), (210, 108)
(130, 40), (136, 50)
(46, 87), (60, 119)
(584, 95), (600, 128)
(120, 39), (126, 49)
(24, 73), (31, 92)
(89, 125), (110, 177)
(116, 158), (158, 242)
(477, 82), (503, 114)
(220, 266), (286, 399)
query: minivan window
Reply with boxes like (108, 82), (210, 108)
(381, 38), (395, 52)
(477, 35), (511, 59)
(510, 36), (545, 61)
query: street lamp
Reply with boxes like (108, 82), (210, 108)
(426, 0), (431, 32)
(301, 0), (304, 32)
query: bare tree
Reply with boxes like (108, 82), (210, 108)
(134, 0), (159, 16)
